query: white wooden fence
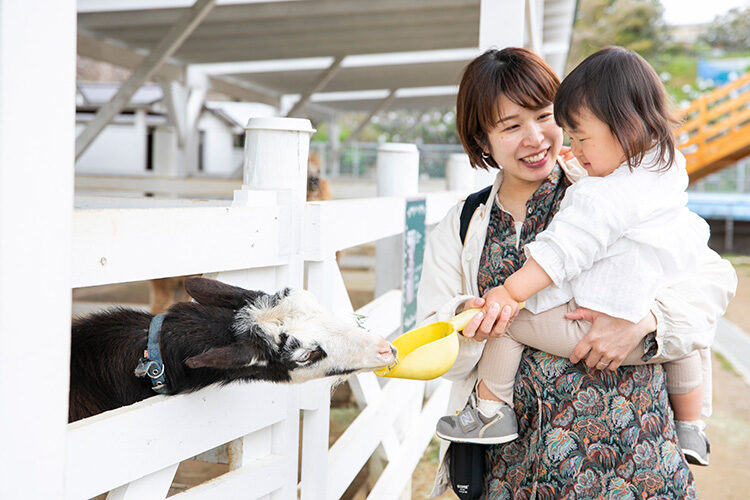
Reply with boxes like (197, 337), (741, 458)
(63, 117), (470, 499)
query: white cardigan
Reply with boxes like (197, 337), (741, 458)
(525, 149), (711, 322)
(417, 161), (738, 497)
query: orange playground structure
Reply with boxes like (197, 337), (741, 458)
(678, 71), (750, 182)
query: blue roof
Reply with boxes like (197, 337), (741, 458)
(688, 192), (750, 221)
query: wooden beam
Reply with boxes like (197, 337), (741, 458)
(77, 33), (185, 82)
(94, 8), (479, 44)
(75, 0), (216, 160)
(207, 75), (281, 107)
(78, 0), (479, 30)
(78, 33), (281, 108)
(286, 56), (345, 117)
(173, 35), (477, 63)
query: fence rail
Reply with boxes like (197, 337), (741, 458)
(66, 118), (468, 499)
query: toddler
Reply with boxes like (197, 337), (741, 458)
(436, 47), (713, 466)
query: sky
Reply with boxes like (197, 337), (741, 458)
(660, 0), (749, 25)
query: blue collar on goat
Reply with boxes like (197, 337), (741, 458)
(134, 313), (168, 394)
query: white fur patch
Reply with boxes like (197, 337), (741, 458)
(243, 357), (268, 368)
(233, 288), (396, 383)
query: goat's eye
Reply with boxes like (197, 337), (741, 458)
(298, 352), (312, 362)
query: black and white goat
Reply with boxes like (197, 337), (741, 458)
(69, 277), (396, 422)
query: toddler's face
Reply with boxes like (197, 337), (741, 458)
(566, 108), (625, 177)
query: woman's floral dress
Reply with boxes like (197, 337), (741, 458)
(477, 165), (697, 499)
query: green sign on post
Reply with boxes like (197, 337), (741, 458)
(403, 197), (426, 332)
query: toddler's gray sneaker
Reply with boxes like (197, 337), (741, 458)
(675, 421), (710, 466)
(435, 394), (519, 445)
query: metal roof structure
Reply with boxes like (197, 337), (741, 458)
(75, 0), (577, 160)
(77, 1), (576, 107)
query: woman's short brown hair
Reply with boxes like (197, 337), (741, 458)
(554, 46), (679, 171)
(456, 47), (560, 170)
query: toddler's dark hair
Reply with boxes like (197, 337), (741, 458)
(554, 47), (679, 170)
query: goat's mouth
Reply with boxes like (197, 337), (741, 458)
(324, 367), (358, 377)
(337, 345), (398, 376)
(367, 344), (397, 371)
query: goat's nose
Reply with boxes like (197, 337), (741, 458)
(377, 339), (396, 359)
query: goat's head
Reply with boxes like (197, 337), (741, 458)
(182, 277), (397, 383)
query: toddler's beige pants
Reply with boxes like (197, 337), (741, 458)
(477, 299), (702, 405)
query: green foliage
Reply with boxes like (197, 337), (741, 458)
(368, 108), (460, 145)
(311, 121), (328, 142)
(700, 7), (750, 52)
(568, 0), (671, 71)
(567, 1), (748, 105)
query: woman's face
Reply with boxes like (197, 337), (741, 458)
(483, 95), (563, 184)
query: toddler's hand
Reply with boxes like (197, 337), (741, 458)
(476, 285), (520, 338)
(559, 145), (575, 162)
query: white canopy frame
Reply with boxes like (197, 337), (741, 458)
(76, 0), (576, 142)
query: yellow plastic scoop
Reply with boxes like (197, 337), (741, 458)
(374, 308), (481, 380)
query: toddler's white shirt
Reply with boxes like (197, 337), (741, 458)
(524, 148), (710, 322)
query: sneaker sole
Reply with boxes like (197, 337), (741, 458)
(435, 430), (519, 445)
(683, 449), (709, 466)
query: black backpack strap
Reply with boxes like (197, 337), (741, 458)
(459, 185), (492, 244)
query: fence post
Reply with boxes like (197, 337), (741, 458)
(375, 143), (419, 299)
(214, 117), (314, 499)
(228, 117), (315, 289)
(0, 2), (76, 498)
(446, 153), (476, 191)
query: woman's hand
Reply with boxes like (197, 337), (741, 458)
(559, 145), (575, 162)
(567, 307), (657, 370)
(461, 287), (519, 341)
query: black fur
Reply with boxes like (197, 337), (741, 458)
(69, 278), (316, 422)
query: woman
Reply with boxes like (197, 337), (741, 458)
(418, 48), (736, 498)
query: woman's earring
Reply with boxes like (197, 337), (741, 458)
(481, 152), (490, 159)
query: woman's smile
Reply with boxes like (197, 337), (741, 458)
(520, 147), (550, 168)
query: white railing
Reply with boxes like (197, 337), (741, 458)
(66, 118), (472, 499)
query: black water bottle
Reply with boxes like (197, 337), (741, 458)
(449, 443), (485, 500)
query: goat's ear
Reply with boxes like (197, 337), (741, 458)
(185, 277), (267, 310)
(185, 343), (261, 370)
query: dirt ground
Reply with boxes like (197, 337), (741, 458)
(722, 256), (750, 330)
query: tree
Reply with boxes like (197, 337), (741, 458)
(567, 0), (671, 72)
(700, 7), (750, 52)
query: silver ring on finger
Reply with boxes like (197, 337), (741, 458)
(596, 361), (610, 369)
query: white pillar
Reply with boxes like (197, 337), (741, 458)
(479, 0), (525, 50)
(376, 143), (419, 197)
(134, 109), (148, 172)
(446, 153), (476, 192)
(0, 1), (76, 498)
(180, 126), (201, 177)
(375, 143), (419, 298)
(153, 127), (179, 176)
